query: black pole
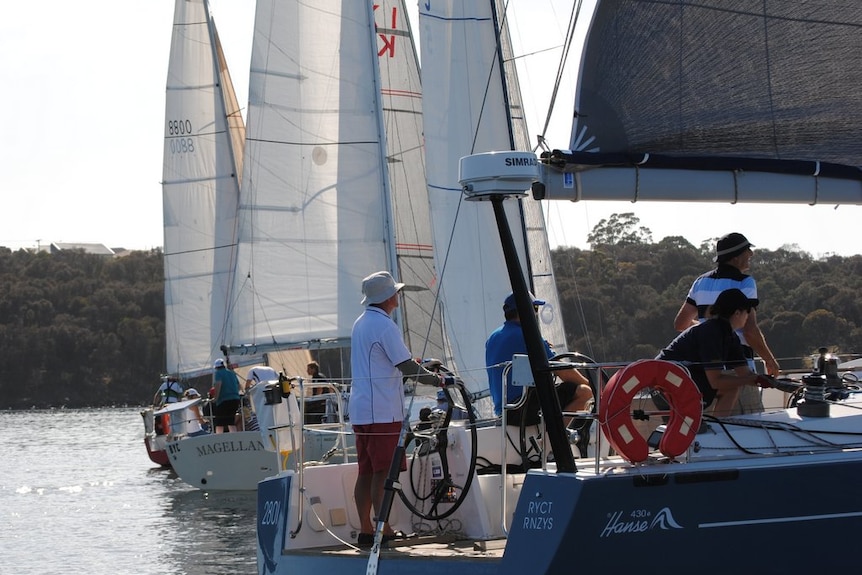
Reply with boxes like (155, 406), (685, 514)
(491, 197), (576, 473)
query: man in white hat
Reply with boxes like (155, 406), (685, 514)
(673, 232), (780, 413)
(348, 270), (443, 547)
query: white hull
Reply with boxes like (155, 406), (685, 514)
(167, 425), (355, 491)
(167, 431), (277, 490)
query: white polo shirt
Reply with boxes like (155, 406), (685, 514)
(348, 306), (412, 425)
(247, 365), (279, 385)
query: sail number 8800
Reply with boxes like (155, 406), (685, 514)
(167, 119), (196, 155)
(167, 119), (193, 135)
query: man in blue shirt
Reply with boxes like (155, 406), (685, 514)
(486, 292), (593, 427)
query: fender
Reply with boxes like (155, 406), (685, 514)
(160, 413), (171, 436)
(598, 359), (702, 463)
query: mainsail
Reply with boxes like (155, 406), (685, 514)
(162, 0), (243, 378)
(225, 1), (445, 371)
(419, 1), (569, 393)
(538, 0), (862, 203)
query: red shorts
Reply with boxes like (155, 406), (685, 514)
(354, 422), (407, 475)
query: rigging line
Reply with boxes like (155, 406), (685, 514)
(702, 414), (862, 453)
(539, 0), (585, 143)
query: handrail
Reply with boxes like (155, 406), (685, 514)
(298, 379), (351, 464)
(500, 361), (531, 535)
(287, 377), (353, 539)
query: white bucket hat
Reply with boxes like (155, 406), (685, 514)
(360, 271), (404, 305)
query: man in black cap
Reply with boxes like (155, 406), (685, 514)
(486, 292), (593, 426)
(673, 233), (780, 413)
(660, 288), (772, 416)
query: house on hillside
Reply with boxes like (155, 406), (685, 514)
(50, 243), (115, 256)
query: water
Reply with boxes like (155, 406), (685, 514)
(1, 408), (257, 575)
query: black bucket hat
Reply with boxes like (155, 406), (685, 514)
(714, 233), (753, 263)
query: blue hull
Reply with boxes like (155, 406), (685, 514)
(258, 452), (862, 574)
(505, 458), (862, 573)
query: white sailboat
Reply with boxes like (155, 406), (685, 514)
(142, 0), (251, 468)
(255, 1), (588, 572)
(167, 0), (444, 490)
(153, 0), (294, 488)
(257, 1), (862, 574)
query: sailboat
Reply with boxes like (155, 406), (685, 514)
(142, 0), (247, 468)
(255, 0), (588, 572)
(165, 0), (447, 490)
(257, 1), (862, 573)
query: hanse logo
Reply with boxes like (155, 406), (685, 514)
(504, 156), (537, 167)
(600, 508), (683, 538)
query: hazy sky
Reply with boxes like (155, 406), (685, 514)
(2, 0), (858, 257)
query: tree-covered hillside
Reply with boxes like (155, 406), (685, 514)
(1, 214), (860, 409)
(552, 213), (862, 367)
(0, 248), (164, 409)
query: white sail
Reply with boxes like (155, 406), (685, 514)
(495, 3), (568, 353)
(419, 1), (568, 393)
(376, 1), (450, 364)
(227, 0), (442, 370)
(162, 0), (243, 378)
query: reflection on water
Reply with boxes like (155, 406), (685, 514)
(0, 408), (257, 575)
(159, 487), (257, 575)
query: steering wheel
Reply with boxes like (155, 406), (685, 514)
(398, 368), (478, 521)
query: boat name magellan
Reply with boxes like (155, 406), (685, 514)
(521, 500), (554, 530)
(601, 508), (684, 538)
(196, 439), (265, 456)
(504, 156), (538, 167)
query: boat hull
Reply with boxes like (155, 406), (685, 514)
(144, 436), (170, 467)
(167, 431), (279, 490)
(258, 451), (862, 573)
(505, 454), (862, 573)
(141, 407), (170, 467)
(166, 426), (352, 490)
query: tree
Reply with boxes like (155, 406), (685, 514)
(586, 212), (653, 247)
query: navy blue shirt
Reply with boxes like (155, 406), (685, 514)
(656, 318), (747, 406)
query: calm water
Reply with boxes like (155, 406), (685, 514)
(1, 408), (257, 575)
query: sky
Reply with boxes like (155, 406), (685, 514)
(2, 0), (858, 257)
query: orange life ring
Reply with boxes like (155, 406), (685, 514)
(598, 359), (702, 463)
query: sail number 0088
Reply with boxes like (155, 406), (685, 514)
(260, 500), (281, 526)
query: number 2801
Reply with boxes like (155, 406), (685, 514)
(260, 500), (281, 526)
